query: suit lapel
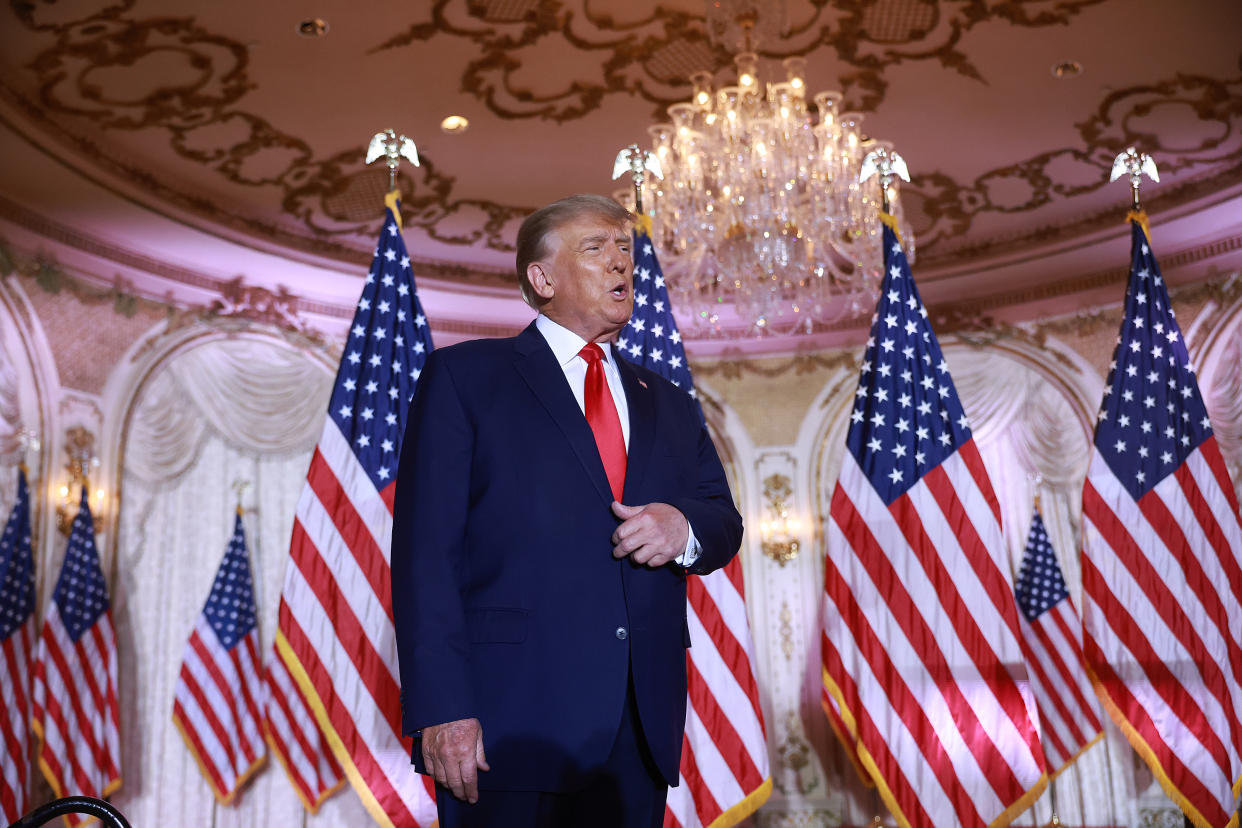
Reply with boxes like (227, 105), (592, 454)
(614, 347), (655, 505)
(513, 322), (615, 506)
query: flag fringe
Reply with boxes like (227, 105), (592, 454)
(259, 712), (345, 814)
(172, 711), (266, 806)
(1046, 729), (1104, 782)
(1126, 209), (1151, 245)
(29, 717), (122, 828)
(1087, 665), (1237, 828)
(702, 776), (772, 828)
(275, 630), (404, 828)
(819, 667), (873, 787)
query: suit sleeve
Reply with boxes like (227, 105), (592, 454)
(667, 394), (743, 577)
(391, 349), (475, 735)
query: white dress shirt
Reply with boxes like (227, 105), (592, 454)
(535, 315), (700, 567)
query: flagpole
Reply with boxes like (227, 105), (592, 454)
(859, 147), (910, 216)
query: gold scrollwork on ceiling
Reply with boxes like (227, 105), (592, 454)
(371, 0), (1110, 121)
(6, 5), (528, 255)
(908, 59), (1242, 258)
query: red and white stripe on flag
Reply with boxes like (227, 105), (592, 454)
(822, 447), (1048, 828)
(30, 494), (121, 827)
(1013, 509), (1103, 775)
(1082, 442), (1242, 828)
(266, 192), (436, 826)
(1, 467), (36, 824)
(664, 557), (771, 828)
(173, 513), (267, 804)
(1081, 214), (1242, 828)
(173, 619), (265, 802)
(1, 619), (34, 823)
(1017, 601), (1102, 774)
(274, 419), (437, 826)
(262, 650), (344, 810)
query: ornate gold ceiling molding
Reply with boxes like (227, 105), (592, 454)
(371, 0), (1108, 119)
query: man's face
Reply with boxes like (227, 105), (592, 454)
(537, 213), (634, 343)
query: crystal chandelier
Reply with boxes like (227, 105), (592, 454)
(642, 12), (914, 337)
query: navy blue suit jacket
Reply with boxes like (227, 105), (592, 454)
(390, 321), (743, 792)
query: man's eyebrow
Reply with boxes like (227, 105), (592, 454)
(577, 232), (611, 247)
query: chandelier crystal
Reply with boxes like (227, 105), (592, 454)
(642, 45), (914, 337)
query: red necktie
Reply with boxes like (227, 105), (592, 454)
(579, 343), (627, 501)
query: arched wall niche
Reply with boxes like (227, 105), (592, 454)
(0, 275), (60, 597)
(97, 319), (379, 826)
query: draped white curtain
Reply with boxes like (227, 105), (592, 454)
(110, 336), (373, 826)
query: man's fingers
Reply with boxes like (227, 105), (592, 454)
(476, 733), (490, 772)
(461, 758), (480, 803)
(443, 760), (466, 801)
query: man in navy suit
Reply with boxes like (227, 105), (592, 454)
(391, 194), (743, 827)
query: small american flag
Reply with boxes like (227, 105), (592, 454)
(618, 219), (771, 828)
(1081, 214), (1242, 828)
(1013, 509), (1102, 775)
(820, 216), (1047, 828)
(173, 511), (266, 804)
(268, 191), (437, 826)
(30, 489), (121, 825)
(1, 467), (36, 823)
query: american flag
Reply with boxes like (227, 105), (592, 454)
(1013, 509), (1102, 775)
(617, 218), (771, 828)
(173, 511), (266, 804)
(262, 654), (344, 810)
(30, 488), (121, 824)
(819, 216), (1047, 828)
(1, 467), (35, 823)
(268, 191), (437, 826)
(1080, 214), (1242, 828)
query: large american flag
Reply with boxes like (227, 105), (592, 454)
(1013, 509), (1102, 775)
(268, 191), (437, 826)
(1, 467), (35, 823)
(173, 511), (266, 803)
(819, 216), (1047, 828)
(30, 488), (121, 824)
(1081, 214), (1242, 828)
(616, 217), (771, 828)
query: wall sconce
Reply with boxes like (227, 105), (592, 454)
(759, 473), (801, 565)
(54, 426), (105, 535)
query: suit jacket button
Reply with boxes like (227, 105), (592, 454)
(615, 626), (628, 640)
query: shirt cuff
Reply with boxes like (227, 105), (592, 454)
(674, 518), (702, 568)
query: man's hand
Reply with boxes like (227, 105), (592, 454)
(611, 501), (689, 567)
(421, 717), (489, 803)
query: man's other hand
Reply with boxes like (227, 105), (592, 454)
(421, 717), (489, 803)
(611, 501), (689, 567)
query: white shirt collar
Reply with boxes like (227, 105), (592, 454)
(535, 314), (615, 368)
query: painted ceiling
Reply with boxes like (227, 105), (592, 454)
(2, 0), (1241, 347)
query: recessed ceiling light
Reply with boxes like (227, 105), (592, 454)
(298, 18), (328, 37)
(440, 115), (470, 134)
(1051, 60), (1082, 79)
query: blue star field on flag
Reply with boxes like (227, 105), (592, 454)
(203, 514), (258, 650)
(53, 489), (109, 643)
(0, 468), (34, 641)
(1014, 510), (1070, 623)
(328, 195), (435, 491)
(616, 224), (697, 400)
(846, 220), (971, 505)
(1093, 219), (1211, 501)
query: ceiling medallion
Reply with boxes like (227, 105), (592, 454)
(639, 2), (914, 338)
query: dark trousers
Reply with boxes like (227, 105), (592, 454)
(436, 672), (668, 828)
